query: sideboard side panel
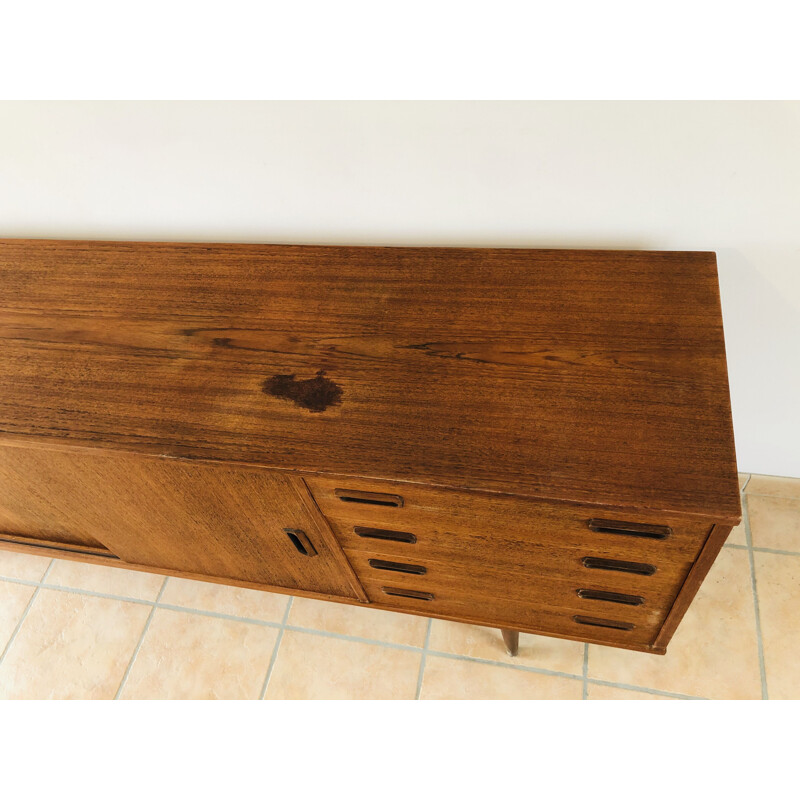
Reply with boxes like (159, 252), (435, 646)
(651, 523), (734, 651)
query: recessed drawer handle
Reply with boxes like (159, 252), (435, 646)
(355, 526), (416, 544)
(284, 528), (318, 557)
(573, 615), (635, 631)
(582, 557), (656, 576)
(588, 519), (672, 540)
(381, 587), (434, 601)
(335, 489), (403, 507)
(368, 559), (427, 575)
(577, 588), (645, 606)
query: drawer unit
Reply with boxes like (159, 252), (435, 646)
(0, 240), (741, 656)
(303, 475), (714, 648)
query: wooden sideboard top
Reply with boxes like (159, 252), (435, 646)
(0, 239), (740, 522)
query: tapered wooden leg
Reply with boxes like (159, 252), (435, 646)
(501, 628), (519, 657)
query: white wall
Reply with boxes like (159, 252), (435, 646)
(0, 101), (798, 477)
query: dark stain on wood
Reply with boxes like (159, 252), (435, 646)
(262, 370), (343, 413)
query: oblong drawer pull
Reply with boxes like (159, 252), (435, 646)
(283, 528), (318, 557)
(577, 588), (645, 606)
(573, 615), (635, 631)
(368, 558), (427, 575)
(355, 526), (416, 544)
(582, 557), (656, 575)
(381, 587), (434, 601)
(335, 489), (403, 507)
(588, 519), (671, 540)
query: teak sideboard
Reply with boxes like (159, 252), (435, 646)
(0, 240), (741, 655)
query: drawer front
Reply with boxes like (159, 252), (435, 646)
(344, 543), (687, 604)
(360, 578), (657, 647)
(346, 550), (672, 627)
(305, 475), (712, 568)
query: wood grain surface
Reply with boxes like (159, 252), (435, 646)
(304, 473), (714, 566)
(0, 445), (363, 599)
(0, 239), (740, 522)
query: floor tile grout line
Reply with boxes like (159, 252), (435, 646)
(0, 559), (55, 669)
(750, 546), (800, 557)
(0, 577), (293, 625)
(743, 491), (800, 499)
(581, 644), (589, 699)
(744, 472), (799, 481)
(742, 497), (769, 700)
(113, 577), (169, 700)
(259, 596), (294, 700)
(156, 603), (284, 628)
(585, 678), (705, 700)
(415, 618), (433, 700)
(725, 479), (751, 551)
(425, 649), (584, 681)
(37, 583), (158, 606)
(724, 543), (800, 558)
(0, 576), (42, 588)
(284, 624), (425, 653)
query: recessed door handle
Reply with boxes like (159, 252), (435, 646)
(284, 528), (318, 557)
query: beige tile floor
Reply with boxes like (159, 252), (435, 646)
(0, 472), (798, 700)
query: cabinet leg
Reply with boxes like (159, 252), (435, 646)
(501, 628), (519, 657)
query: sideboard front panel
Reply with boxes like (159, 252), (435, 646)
(0, 445), (110, 550)
(0, 446), (362, 599)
